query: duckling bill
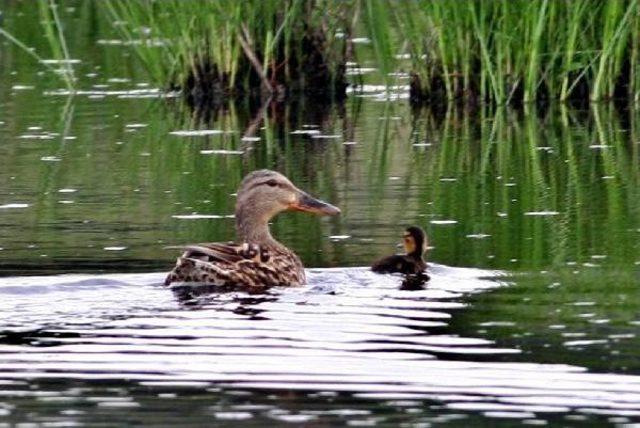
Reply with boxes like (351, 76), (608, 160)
(371, 226), (428, 276)
(165, 170), (340, 288)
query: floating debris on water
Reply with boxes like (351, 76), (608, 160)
(388, 72), (411, 78)
(479, 321), (516, 327)
(125, 123), (148, 129)
(524, 211), (560, 216)
(58, 200), (74, 204)
(0, 203), (29, 209)
(563, 339), (608, 347)
(346, 67), (377, 76)
(103, 246), (127, 251)
(58, 189), (77, 193)
(430, 220), (458, 225)
(40, 59), (81, 64)
(172, 214), (234, 220)
(200, 150), (244, 155)
(170, 130), (224, 136)
(12, 85), (35, 91)
(19, 133), (58, 140)
(329, 235), (351, 241)
(311, 134), (341, 139)
(290, 130), (321, 135)
(466, 234), (491, 239)
(96, 38), (168, 47)
(45, 89), (177, 99)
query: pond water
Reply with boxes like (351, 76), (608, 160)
(1, 3), (639, 426)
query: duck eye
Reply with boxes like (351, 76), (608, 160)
(266, 179), (279, 187)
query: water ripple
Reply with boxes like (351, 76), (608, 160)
(1, 265), (639, 424)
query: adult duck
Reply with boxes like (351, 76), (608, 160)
(371, 226), (428, 276)
(165, 170), (340, 288)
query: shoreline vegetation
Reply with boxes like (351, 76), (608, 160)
(104, 0), (352, 110)
(2, 0), (640, 107)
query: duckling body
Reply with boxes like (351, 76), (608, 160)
(165, 170), (340, 288)
(371, 226), (428, 276)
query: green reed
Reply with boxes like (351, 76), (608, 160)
(392, 0), (640, 104)
(103, 0), (352, 100)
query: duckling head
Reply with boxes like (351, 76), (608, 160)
(235, 170), (340, 242)
(402, 226), (427, 257)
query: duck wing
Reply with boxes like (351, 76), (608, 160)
(164, 242), (279, 287)
(372, 254), (425, 275)
(371, 254), (400, 273)
(167, 242), (267, 264)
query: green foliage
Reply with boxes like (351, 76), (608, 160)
(103, 0), (352, 98)
(392, 0), (640, 103)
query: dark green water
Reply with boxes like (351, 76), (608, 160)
(1, 2), (639, 426)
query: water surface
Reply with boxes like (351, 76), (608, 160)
(0, 2), (639, 426)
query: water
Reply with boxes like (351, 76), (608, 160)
(1, 3), (639, 426)
(2, 268), (640, 426)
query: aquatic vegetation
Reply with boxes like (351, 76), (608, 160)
(101, 0), (640, 105)
(392, 0), (640, 104)
(103, 0), (353, 108)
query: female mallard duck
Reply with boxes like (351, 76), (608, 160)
(371, 226), (428, 276)
(164, 170), (340, 288)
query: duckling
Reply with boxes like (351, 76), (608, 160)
(165, 170), (340, 288)
(371, 226), (428, 276)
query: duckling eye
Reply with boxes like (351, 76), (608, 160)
(265, 179), (279, 187)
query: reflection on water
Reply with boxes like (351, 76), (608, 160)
(0, 2), (639, 426)
(1, 266), (639, 426)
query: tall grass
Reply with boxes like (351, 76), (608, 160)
(6, 1), (640, 104)
(392, 0), (640, 104)
(103, 0), (352, 105)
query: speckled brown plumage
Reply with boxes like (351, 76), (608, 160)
(164, 242), (305, 288)
(165, 170), (340, 289)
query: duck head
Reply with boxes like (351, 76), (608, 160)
(402, 226), (427, 257)
(235, 170), (340, 243)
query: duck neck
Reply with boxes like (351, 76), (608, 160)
(235, 203), (279, 247)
